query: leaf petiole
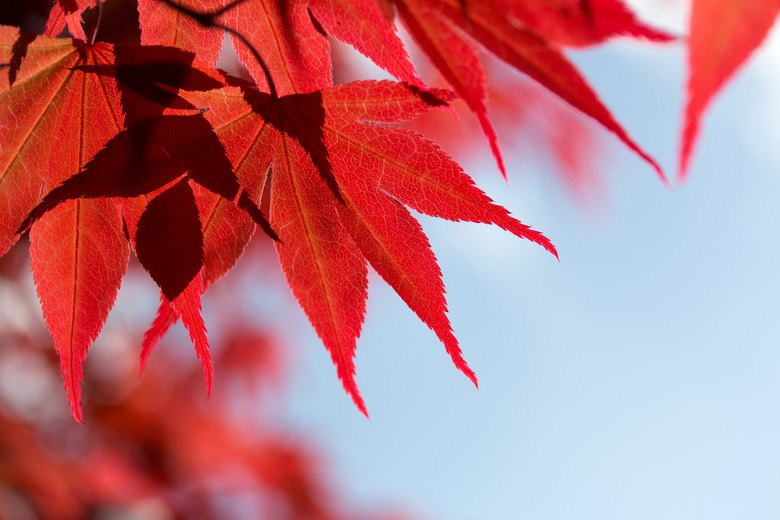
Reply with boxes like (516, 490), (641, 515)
(156, 0), (279, 99)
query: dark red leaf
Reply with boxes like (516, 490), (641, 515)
(136, 177), (204, 302)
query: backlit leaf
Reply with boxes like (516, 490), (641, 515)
(680, 0), (780, 178)
(181, 79), (555, 413)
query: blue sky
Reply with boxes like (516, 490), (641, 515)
(275, 3), (780, 519)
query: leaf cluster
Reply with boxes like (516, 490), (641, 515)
(2, 0), (770, 422)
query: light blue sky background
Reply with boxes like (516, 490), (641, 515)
(264, 2), (780, 519)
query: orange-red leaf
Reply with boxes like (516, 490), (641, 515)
(30, 198), (128, 423)
(0, 28), (124, 255)
(137, 0), (224, 64)
(0, 28), (132, 422)
(680, 0), (780, 178)
(503, 0), (674, 47)
(0, 28), (252, 418)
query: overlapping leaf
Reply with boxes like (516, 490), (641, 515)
(0, 27), (126, 422)
(0, 26), (274, 420)
(181, 79), (556, 414)
(44, 0), (98, 40)
(382, 0), (667, 179)
(138, 0), (332, 95)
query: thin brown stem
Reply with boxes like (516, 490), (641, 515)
(157, 0), (279, 99)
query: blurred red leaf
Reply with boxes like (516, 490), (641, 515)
(383, 0), (667, 180)
(680, 0), (780, 178)
(503, 0), (675, 47)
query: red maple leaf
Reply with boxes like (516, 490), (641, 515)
(680, 0), (780, 178)
(0, 27), (126, 422)
(177, 78), (556, 415)
(139, 0), (332, 95)
(383, 0), (669, 180)
(1, 20), (553, 419)
(44, 0), (98, 41)
(126, 1), (555, 415)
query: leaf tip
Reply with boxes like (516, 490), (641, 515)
(65, 382), (85, 424)
(440, 333), (478, 388)
(678, 114), (699, 183)
(70, 401), (85, 425)
(345, 375), (369, 417)
(465, 366), (478, 390)
(349, 385), (369, 417)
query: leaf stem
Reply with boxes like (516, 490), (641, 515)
(88, 0), (102, 44)
(157, 0), (279, 99)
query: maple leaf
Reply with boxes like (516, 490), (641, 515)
(502, 0), (675, 47)
(680, 0), (780, 179)
(0, 27), (126, 422)
(141, 0), (332, 96)
(382, 0), (667, 180)
(179, 78), (556, 415)
(307, 0), (424, 88)
(0, 25), (276, 420)
(2, 0), (677, 423)
(44, 0), (98, 41)
(137, 0), (225, 64)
